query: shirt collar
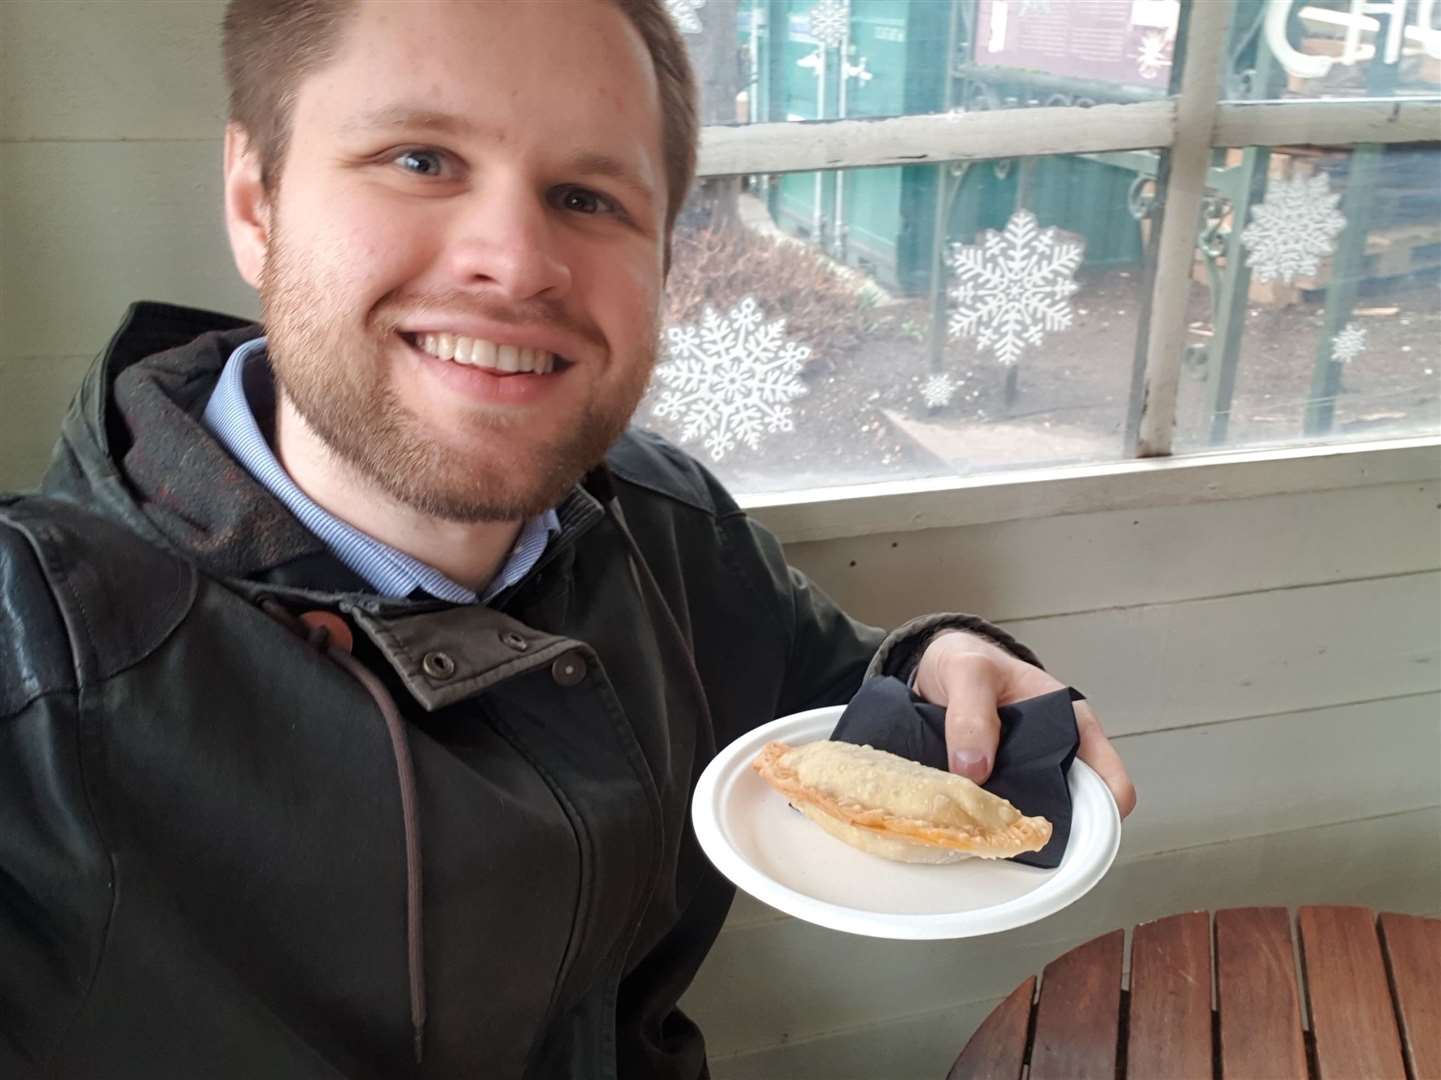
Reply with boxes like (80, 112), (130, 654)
(201, 336), (560, 603)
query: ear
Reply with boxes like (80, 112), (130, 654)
(224, 123), (272, 290)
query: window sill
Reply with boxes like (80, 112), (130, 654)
(742, 435), (1441, 544)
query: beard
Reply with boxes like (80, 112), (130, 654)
(257, 221), (656, 523)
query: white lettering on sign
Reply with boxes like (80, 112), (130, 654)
(873, 25), (905, 43)
(1264, 0), (1441, 79)
(988, 0), (1009, 54)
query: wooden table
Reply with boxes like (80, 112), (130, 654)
(949, 906), (1440, 1080)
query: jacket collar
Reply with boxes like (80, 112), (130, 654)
(43, 301), (607, 598)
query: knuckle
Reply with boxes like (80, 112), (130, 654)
(942, 650), (1000, 681)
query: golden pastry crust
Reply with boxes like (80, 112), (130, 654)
(752, 740), (1052, 861)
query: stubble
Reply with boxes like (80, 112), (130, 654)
(258, 219), (657, 523)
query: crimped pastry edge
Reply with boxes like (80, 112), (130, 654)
(751, 740), (1052, 860)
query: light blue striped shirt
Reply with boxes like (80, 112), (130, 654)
(202, 336), (559, 604)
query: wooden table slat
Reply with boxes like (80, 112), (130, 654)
(946, 975), (1034, 1080)
(1127, 911), (1212, 1080)
(1299, 905), (1408, 1080)
(1028, 928), (1124, 1080)
(1216, 907), (1308, 1080)
(1378, 912), (1441, 1080)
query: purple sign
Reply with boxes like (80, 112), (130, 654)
(973, 0), (1179, 89)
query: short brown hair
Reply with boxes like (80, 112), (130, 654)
(222, 0), (698, 235)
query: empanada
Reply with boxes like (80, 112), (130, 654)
(752, 740), (1052, 864)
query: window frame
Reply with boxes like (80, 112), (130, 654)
(692, 0), (1441, 534)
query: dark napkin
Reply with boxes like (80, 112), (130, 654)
(830, 676), (1082, 868)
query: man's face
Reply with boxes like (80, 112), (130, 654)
(256, 0), (667, 521)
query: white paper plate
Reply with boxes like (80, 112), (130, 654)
(692, 705), (1121, 939)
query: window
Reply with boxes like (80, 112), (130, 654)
(641, 0), (1441, 497)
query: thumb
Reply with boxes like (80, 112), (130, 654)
(940, 655), (1003, 784)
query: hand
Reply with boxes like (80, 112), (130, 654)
(913, 631), (1137, 819)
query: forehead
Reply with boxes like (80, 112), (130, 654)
(299, 0), (663, 167)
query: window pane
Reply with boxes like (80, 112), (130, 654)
(1220, 0), (1441, 100)
(641, 153), (1159, 495)
(1172, 142), (1441, 452)
(679, 0), (1179, 130)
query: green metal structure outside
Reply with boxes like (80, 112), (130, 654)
(750, 0), (1148, 296)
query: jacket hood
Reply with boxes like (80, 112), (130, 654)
(43, 301), (356, 586)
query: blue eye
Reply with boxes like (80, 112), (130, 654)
(395, 149), (446, 177)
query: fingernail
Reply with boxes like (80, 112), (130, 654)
(951, 749), (991, 781)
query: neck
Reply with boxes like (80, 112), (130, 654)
(272, 394), (522, 593)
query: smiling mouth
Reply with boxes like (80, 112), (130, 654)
(401, 331), (566, 375)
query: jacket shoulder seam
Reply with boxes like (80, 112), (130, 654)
(605, 431), (730, 518)
(0, 519), (80, 708)
(607, 467), (719, 518)
(0, 500), (197, 688)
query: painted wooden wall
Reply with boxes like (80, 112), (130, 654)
(0, 0), (257, 489)
(690, 473), (1441, 1076)
(3, 5), (1438, 1078)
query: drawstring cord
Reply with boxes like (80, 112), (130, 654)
(257, 473), (687, 1066)
(258, 598), (428, 1064)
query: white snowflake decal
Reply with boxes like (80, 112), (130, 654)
(946, 210), (1085, 367)
(808, 0), (849, 49)
(1135, 30), (1170, 80)
(651, 298), (810, 461)
(921, 373), (957, 408)
(665, 0), (705, 35)
(1241, 173), (1346, 284)
(1331, 321), (1367, 364)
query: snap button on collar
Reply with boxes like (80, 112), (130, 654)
(422, 650), (457, 680)
(550, 652), (586, 687)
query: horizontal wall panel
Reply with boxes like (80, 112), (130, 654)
(686, 807), (1441, 1063)
(709, 997), (1003, 1080)
(1112, 693), (1440, 859)
(786, 482), (1441, 626)
(725, 890), (787, 932)
(747, 438), (1441, 544)
(1003, 572), (1441, 737)
(0, 0), (227, 141)
(1, 141), (259, 361)
(0, 356), (94, 491)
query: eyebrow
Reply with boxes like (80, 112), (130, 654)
(340, 104), (476, 139)
(341, 104), (658, 204)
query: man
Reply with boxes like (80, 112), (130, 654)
(0, 1), (1134, 1076)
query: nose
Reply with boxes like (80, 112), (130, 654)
(442, 178), (573, 302)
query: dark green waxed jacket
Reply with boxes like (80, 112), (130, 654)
(0, 303), (1036, 1079)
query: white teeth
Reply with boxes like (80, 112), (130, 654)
(413, 332), (554, 374)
